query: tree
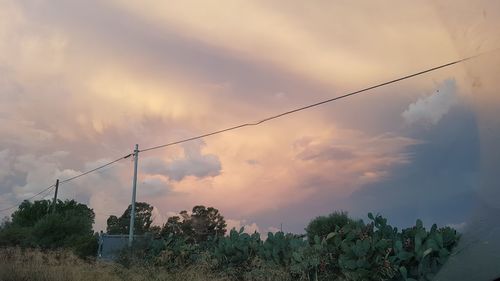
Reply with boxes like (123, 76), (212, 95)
(106, 202), (154, 235)
(191, 205), (227, 242)
(32, 210), (93, 248)
(160, 215), (183, 238)
(0, 199), (97, 257)
(0, 220), (33, 247)
(106, 215), (123, 234)
(162, 205), (227, 243)
(25, 200), (94, 249)
(305, 211), (354, 242)
(11, 200), (52, 227)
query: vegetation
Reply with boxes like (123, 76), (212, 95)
(0, 199), (97, 258)
(0, 247), (229, 281)
(111, 207), (460, 281)
(107, 202), (156, 235)
(171, 205), (227, 243)
(305, 211), (353, 242)
(0, 199), (461, 281)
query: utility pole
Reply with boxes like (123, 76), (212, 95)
(52, 179), (59, 213)
(128, 144), (139, 247)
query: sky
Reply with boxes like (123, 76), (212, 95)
(0, 0), (499, 235)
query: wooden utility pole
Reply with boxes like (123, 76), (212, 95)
(52, 179), (59, 213)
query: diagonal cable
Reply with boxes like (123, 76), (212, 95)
(59, 154), (132, 184)
(0, 184), (56, 212)
(139, 51), (491, 153)
(0, 153), (132, 213)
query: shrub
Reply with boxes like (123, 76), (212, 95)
(305, 211), (353, 243)
(73, 233), (99, 259)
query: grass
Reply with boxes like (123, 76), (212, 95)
(0, 248), (231, 281)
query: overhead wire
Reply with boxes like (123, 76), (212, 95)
(139, 52), (485, 153)
(0, 184), (56, 212)
(0, 153), (132, 213)
(1, 48), (498, 213)
(59, 153), (132, 184)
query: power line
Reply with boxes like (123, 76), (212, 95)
(0, 153), (132, 213)
(0, 184), (56, 212)
(139, 52), (482, 153)
(0, 49), (496, 213)
(59, 154), (132, 184)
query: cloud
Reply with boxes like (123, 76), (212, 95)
(296, 143), (355, 162)
(0, 148), (136, 231)
(402, 79), (458, 125)
(142, 141), (221, 182)
(345, 105), (480, 227)
(0, 0), (496, 238)
(111, 1), (461, 89)
(226, 219), (260, 234)
(246, 159), (260, 166)
(150, 207), (172, 227)
(293, 130), (420, 185)
(140, 177), (173, 197)
(446, 222), (467, 232)
(266, 226), (281, 234)
(0, 150), (13, 182)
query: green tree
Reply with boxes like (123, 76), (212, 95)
(106, 215), (123, 234)
(106, 202), (154, 235)
(190, 205), (227, 242)
(32, 209), (94, 248)
(305, 211), (354, 242)
(160, 215), (183, 238)
(0, 222), (33, 247)
(162, 205), (227, 243)
(0, 199), (97, 258)
(11, 200), (52, 227)
(29, 200), (95, 252)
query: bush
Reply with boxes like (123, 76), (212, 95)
(1, 202), (460, 281)
(116, 213), (460, 281)
(0, 225), (34, 248)
(73, 233), (99, 259)
(305, 211), (354, 243)
(319, 213), (460, 281)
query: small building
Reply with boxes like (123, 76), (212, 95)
(98, 233), (148, 260)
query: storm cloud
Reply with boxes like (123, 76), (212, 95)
(142, 141), (222, 181)
(0, 1), (498, 239)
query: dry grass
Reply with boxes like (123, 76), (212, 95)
(0, 248), (230, 281)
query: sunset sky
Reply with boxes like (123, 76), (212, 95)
(1, 1), (499, 234)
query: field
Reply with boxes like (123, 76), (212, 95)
(0, 248), (234, 281)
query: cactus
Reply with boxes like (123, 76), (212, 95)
(122, 212), (459, 281)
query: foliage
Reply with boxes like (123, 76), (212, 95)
(305, 211), (353, 242)
(0, 199), (97, 259)
(318, 213), (461, 281)
(212, 228), (262, 276)
(73, 232), (99, 259)
(159, 205), (227, 245)
(0, 247), (232, 281)
(394, 219), (460, 281)
(11, 200), (52, 227)
(32, 211), (93, 249)
(0, 223), (34, 247)
(108, 209), (460, 281)
(1, 199), (460, 280)
(115, 232), (206, 272)
(107, 202), (154, 235)
(160, 216), (183, 237)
